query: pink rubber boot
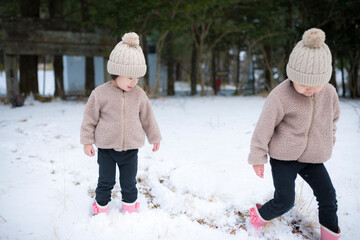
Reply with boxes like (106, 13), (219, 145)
(92, 201), (108, 215)
(122, 201), (140, 214)
(249, 204), (268, 229)
(321, 225), (341, 240)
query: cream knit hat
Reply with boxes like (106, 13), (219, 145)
(286, 28), (332, 86)
(107, 32), (147, 77)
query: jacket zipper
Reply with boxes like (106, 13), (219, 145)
(122, 91), (125, 150)
(303, 95), (315, 153)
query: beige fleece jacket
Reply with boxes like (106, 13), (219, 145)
(80, 82), (162, 151)
(248, 79), (340, 165)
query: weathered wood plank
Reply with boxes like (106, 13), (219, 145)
(2, 42), (114, 56)
(3, 30), (116, 46)
(2, 16), (92, 32)
(1, 17), (117, 56)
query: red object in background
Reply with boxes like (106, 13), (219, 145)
(216, 77), (221, 91)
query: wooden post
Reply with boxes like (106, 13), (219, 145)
(4, 54), (19, 101)
(84, 56), (95, 96)
(103, 57), (110, 83)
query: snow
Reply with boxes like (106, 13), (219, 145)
(0, 82), (360, 239)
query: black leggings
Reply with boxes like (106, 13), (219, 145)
(259, 158), (338, 232)
(95, 148), (138, 206)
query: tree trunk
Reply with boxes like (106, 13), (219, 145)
(190, 42), (197, 95)
(237, 46), (252, 95)
(80, 0), (90, 23)
(358, 66), (360, 98)
(20, 0), (40, 96)
(166, 32), (175, 96)
(141, 34), (150, 94)
(49, 0), (65, 99)
(81, 0), (95, 97)
(349, 51), (360, 99)
(176, 62), (181, 81)
(155, 31), (169, 97)
(53, 56), (65, 99)
(330, 52), (337, 92)
(340, 56), (346, 97)
(234, 44), (241, 95)
(263, 44), (274, 93)
(283, 0), (293, 77)
(155, 50), (161, 97)
(354, 61), (359, 98)
(20, 0), (40, 17)
(211, 48), (217, 95)
(49, 0), (63, 18)
(252, 56), (256, 95)
(198, 41), (205, 96)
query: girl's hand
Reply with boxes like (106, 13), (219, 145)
(84, 144), (95, 157)
(152, 142), (160, 152)
(253, 164), (264, 178)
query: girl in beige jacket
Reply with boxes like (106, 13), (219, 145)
(248, 29), (341, 240)
(80, 33), (162, 215)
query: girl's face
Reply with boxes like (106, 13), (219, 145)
(293, 82), (325, 97)
(113, 76), (139, 91)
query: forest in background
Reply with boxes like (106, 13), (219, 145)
(0, 0), (359, 99)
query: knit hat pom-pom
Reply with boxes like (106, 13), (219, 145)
(302, 28), (325, 48)
(122, 32), (140, 47)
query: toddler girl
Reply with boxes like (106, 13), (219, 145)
(80, 32), (162, 214)
(248, 28), (341, 240)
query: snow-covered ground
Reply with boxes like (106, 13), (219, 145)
(0, 92), (360, 240)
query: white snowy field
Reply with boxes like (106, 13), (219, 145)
(0, 95), (359, 240)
